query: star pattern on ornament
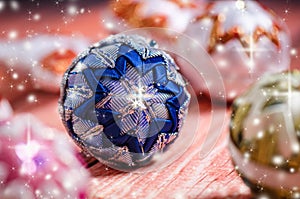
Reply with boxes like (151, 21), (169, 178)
(65, 43), (189, 156)
(96, 64), (174, 145)
(118, 80), (157, 114)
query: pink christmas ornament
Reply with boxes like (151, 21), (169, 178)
(180, 0), (291, 100)
(0, 103), (90, 199)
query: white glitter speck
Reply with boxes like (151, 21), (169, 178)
(27, 94), (37, 103)
(45, 174), (52, 180)
(10, 0), (19, 11)
(290, 167), (296, 173)
(257, 131), (264, 139)
(33, 13), (41, 21)
(0, 1), (5, 11)
(105, 22), (114, 30)
(236, 0), (246, 10)
(272, 155), (284, 165)
(12, 73), (18, 79)
(291, 48), (298, 56)
(8, 30), (18, 40)
(253, 118), (260, 126)
(67, 5), (77, 16)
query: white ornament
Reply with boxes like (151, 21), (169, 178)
(181, 0), (291, 100)
(0, 35), (90, 92)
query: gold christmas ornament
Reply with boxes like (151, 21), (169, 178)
(229, 70), (300, 198)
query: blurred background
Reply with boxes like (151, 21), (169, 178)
(0, 0), (299, 129)
(0, 1), (299, 198)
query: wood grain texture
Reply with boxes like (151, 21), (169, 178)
(86, 97), (251, 199)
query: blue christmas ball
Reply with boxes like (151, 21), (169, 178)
(59, 34), (190, 170)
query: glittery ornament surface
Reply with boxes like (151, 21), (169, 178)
(183, 0), (291, 100)
(59, 34), (190, 171)
(0, 104), (90, 199)
(230, 70), (300, 198)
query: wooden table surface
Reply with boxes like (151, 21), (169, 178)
(0, 1), (300, 198)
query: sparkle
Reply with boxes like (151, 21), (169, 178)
(218, 60), (228, 68)
(67, 5), (77, 16)
(290, 167), (296, 173)
(243, 152), (250, 160)
(80, 8), (85, 14)
(10, 0), (20, 11)
(8, 30), (18, 40)
(35, 189), (41, 196)
(52, 165), (58, 172)
(15, 117), (40, 175)
(45, 174), (52, 180)
(253, 118), (260, 126)
(216, 44), (224, 52)
(236, 0), (246, 10)
(33, 13), (41, 21)
(272, 155), (284, 165)
(284, 9), (290, 14)
(236, 35), (270, 74)
(257, 131), (264, 139)
(291, 48), (298, 56)
(127, 83), (153, 111)
(292, 143), (300, 153)
(11, 72), (18, 80)
(0, 1), (5, 12)
(27, 94), (37, 103)
(105, 22), (114, 30)
(228, 90), (237, 99)
(293, 192), (300, 199)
